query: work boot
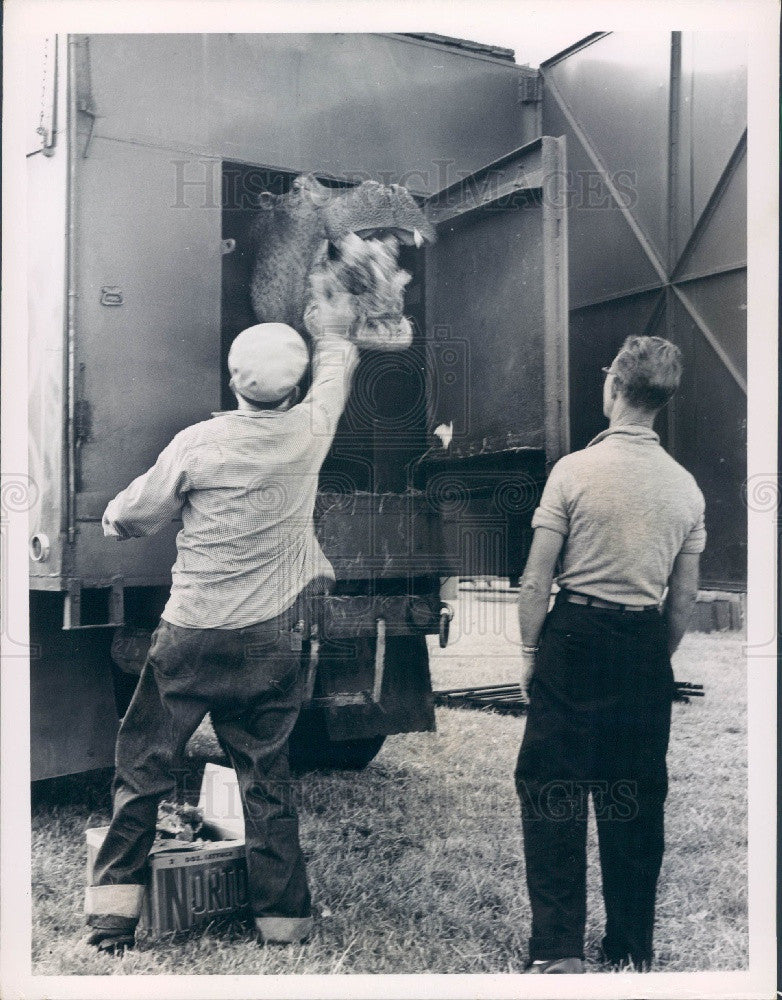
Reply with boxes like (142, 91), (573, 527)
(84, 884), (144, 953)
(84, 914), (137, 953)
(526, 957), (585, 973)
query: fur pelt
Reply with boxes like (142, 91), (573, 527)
(303, 233), (413, 351)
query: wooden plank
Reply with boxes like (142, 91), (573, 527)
(695, 602), (714, 633)
(713, 600), (731, 631)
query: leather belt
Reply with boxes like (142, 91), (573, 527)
(558, 590), (660, 613)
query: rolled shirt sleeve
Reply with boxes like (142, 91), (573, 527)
(102, 433), (191, 539)
(530, 459), (570, 537)
(680, 501), (707, 555)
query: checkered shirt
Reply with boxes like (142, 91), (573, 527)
(102, 337), (358, 628)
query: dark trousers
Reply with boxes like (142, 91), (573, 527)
(90, 608), (311, 923)
(515, 598), (674, 967)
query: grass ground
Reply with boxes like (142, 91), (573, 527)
(31, 590), (747, 976)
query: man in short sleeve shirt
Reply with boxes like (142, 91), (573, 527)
(515, 336), (705, 973)
(84, 322), (358, 952)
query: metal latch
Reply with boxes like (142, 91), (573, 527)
(439, 603), (454, 648)
(100, 286), (123, 306)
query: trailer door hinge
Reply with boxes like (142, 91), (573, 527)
(74, 399), (92, 441)
(518, 73), (543, 103)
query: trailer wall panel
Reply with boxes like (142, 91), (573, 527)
(30, 33), (544, 591)
(83, 33), (538, 196)
(74, 140), (222, 500)
(27, 35), (70, 585)
(543, 31), (747, 588)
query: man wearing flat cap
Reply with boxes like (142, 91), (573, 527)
(85, 321), (357, 951)
(515, 336), (705, 974)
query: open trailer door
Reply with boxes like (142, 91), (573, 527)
(421, 135), (569, 579)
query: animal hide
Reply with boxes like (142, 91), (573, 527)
(303, 233), (414, 351)
(248, 175), (434, 347)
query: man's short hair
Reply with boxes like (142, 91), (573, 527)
(613, 335), (683, 411)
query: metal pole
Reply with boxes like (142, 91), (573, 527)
(372, 618), (386, 703)
(665, 33), (683, 457)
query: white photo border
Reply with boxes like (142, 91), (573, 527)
(2, 2), (778, 998)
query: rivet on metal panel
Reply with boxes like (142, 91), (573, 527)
(517, 74), (543, 104)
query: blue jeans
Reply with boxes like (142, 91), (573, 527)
(515, 598), (674, 968)
(88, 607), (311, 928)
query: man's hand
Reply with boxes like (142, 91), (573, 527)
(517, 527), (563, 703)
(303, 279), (355, 342)
(521, 649), (537, 702)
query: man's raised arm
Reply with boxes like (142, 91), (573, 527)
(300, 282), (360, 445)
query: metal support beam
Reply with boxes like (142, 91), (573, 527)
(671, 284), (748, 394)
(63, 579), (81, 629)
(542, 67), (669, 286)
(667, 32), (682, 274)
(671, 130), (747, 282)
(109, 576), (124, 627)
(541, 135), (570, 464)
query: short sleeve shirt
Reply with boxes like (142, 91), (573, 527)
(531, 425), (706, 605)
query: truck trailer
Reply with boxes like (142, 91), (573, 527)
(26, 31), (746, 781)
(27, 32), (569, 779)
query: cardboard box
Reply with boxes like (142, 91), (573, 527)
(197, 762), (245, 840)
(86, 765), (249, 938)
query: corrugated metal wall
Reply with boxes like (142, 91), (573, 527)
(542, 32), (747, 588)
